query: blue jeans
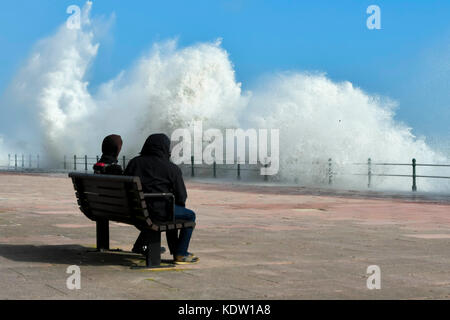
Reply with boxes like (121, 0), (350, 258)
(166, 205), (196, 256)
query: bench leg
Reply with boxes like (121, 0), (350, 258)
(96, 220), (110, 251)
(145, 231), (161, 267)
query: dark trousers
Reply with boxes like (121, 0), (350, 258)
(133, 205), (196, 256)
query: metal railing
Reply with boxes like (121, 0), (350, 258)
(62, 155), (130, 171)
(2, 154), (449, 192)
(183, 156), (266, 181)
(5, 154), (41, 170)
(349, 158), (450, 192)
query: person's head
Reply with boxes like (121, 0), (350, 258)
(101, 134), (123, 159)
(140, 134), (171, 159)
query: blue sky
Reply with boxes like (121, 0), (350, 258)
(0, 0), (449, 143)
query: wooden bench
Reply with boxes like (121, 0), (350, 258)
(69, 172), (196, 268)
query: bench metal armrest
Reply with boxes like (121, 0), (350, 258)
(143, 193), (175, 222)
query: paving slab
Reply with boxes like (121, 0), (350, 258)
(0, 172), (449, 299)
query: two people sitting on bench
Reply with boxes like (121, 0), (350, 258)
(125, 134), (199, 264)
(93, 133), (198, 264)
(93, 134), (124, 175)
(94, 134), (167, 255)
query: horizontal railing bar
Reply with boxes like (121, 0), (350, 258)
(357, 173), (414, 178)
(353, 173), (450, 179)
(188, 166), (259, 171)
(416, 175), (450, 179)
(353, 163), (412, 166)
(353, 162), (450, 167)
(415, 164), (450, 167)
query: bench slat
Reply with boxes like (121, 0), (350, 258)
(80, 192), (147, 210)
(80, 185), (128, 198)
(69, 172), (140, 184)
(81, 179), (128, 190)
(87, 202), (134, 215)
(83, 193), (129, 206)
(90, 209), (135, 224)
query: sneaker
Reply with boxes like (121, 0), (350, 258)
(174, 254), (199, 264)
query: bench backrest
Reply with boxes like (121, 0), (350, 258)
(69, 172), (152, 228)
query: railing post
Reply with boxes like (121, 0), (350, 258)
(123, 155), (126, 169)
(213, 161), (216, 178)
(8, 154), (10, 170)
(328, 158), (333, 185)
(74, 155), (77, 171)
(96, 155), (99, 162)
(191, 156), (195, 177)
(37, 155), (40, 169)
(368, 158), (372, 188)
(21, 154), (24, 169)
(64, 156), (67, 170)
(29, 154), (32, 168)
(237, 163), (241, 180)
(412, 158), (417, 192)
(84, 155), (88, 171)
(262, 157), (269, 182)
(15, 154), (17, 170)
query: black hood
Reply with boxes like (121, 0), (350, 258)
(99, 134), (123, 164)
(140, 134), (171, 159)
(101, 134), (123, 158)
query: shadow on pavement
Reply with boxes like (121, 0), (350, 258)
(0, 244), (173, 267)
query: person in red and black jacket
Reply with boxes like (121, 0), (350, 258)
(95, 134), (167, 255)
(93, 134), (124, 175)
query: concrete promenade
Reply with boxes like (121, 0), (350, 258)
(0, 172), (449, 299)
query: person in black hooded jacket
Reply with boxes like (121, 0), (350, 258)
(93, 134), (124, 175)
(125, 134), (198, 264)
